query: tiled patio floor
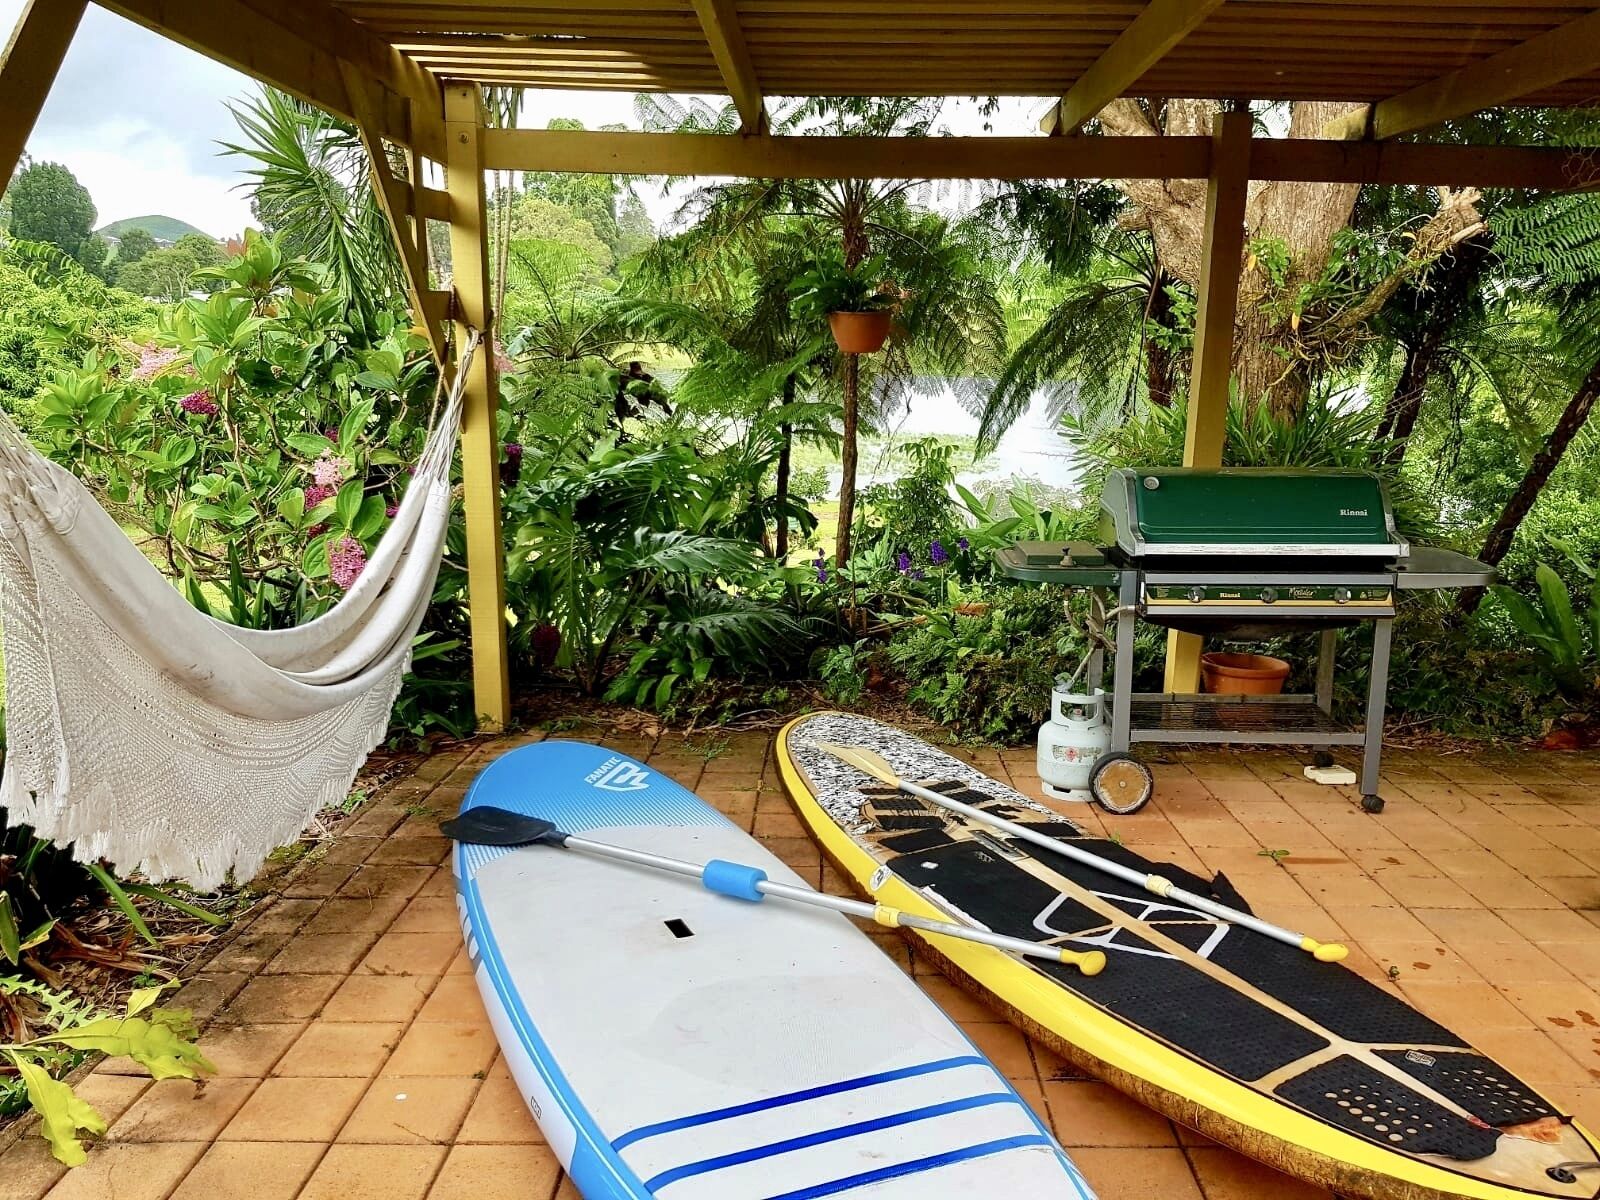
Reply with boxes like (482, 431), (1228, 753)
(6, 727), (1600, 1200)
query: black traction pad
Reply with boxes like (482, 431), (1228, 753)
(1375, 1050), (1556, 1129)
(1275, 1056), (1502, 1161)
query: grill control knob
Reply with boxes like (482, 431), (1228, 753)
(1188, 587), (1205, 604)
(1142, 476), (1160, 490)
(1334, 587), (1352, 604)
(1259, 588), (1278, 604)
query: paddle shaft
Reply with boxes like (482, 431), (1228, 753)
(887, 777), (1346, 962)
(558, 832), (1104, 973)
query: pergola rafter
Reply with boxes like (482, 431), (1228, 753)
(4, 0), (1600, 725)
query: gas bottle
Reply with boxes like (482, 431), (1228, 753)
(1036, 676), (1111, 802)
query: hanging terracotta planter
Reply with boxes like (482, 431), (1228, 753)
(828, 310), (893, 354)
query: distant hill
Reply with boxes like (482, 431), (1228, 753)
(97, 215), (213, 245)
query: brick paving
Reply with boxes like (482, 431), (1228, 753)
(5, 727), (1600, 1200)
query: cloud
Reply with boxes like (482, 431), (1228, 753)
(4, 2), (260, 236)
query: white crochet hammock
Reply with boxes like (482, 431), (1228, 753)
(0, 334), (478, 890)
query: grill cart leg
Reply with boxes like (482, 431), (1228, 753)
(1111, 576), (1138, 753)
(1315, 629), (1339, 714)
(1360, 618), (1394, 813)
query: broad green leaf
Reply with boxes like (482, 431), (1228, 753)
(353, 494), (387, 540)
(277, 487), (307, 526)
(335, 479), (364, 530)
(286, 433), (334, 458)
(85, 863), (157, 947)
(0, 893), (20, 964)
(338, 400), (374, 453)
(11, 1057), (106, 1166)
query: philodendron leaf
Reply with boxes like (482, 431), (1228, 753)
(10, 1056), (107, 1166)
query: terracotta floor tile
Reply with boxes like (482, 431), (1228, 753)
(105, 1077), (257, 1143)
(194, 1022), (304, 1077)
(70, 1071), (152, 1123)
(297, 1144), (445, 1200)
(169, 973), (252, 1022)
(340, 864), (436, 900)
(1504, 907), (1600, 942)
(360, 932), (463, 977)
(1320, 904), (1432, 943)
(273, 1020), (407, 1077)
(339, 1076), (481, 1144)
(1375, 872), (1484, 909)
(283, 861), (358, 899)
(1044, 1080), (1177, 1147)
(168, 1141), (325, 1200)
(368, 835), (452, 866)
(1399, 979), (1542, 1032)
(220, 973), (341, 1023)
(40, 1142), (208, 1200)
(427, 1143), (562, 1200)
(1470, 1028), (1596, 1091)
(1453, 939), (1580, 985)
(415, 975), (488, 1023)
(1540, 875), (1600, 909)
(300, 895), (409, 935)
(1069, 1146), (1204, 1200)
(1497, 979), (1600, 1036)
(391, 896), (462, 934)
(247, 897), (322, 933)
(916, 975), (997, 1025)
(1186, 1145), (1333, 1199)
(263, 931), (381, 975)
(457, 1064), (545, 1144)
(1, 1130), (72, 1200)
(382, 1020), (498, 1077)
(208, 929), (294, 974)
(323, 973), (439, 1022)
(958, 1021), (1036, 1084)
(1411, 906), (1522, 945)
(218, 1076), (367, 1142)
(1361, 941), (1482, 985)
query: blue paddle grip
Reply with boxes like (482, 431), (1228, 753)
(702, 859), (767, 902)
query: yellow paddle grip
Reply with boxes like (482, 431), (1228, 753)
(1062, 949), (1108, 976)
(1301, 936), (1350, 963)
(873, 905), (903, 928)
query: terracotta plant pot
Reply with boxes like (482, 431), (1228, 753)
(1201, 651), (1292, 695)
(954, 601), (991, 617)
(828, 310), (892, 354)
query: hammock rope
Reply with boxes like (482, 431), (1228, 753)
(0, 332), (480, 889)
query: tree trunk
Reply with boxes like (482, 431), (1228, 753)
(1458, 353), (1600, 614)
(1379, 338), (1438, 467)
(1143, 272), (1179, 408)
(775, 374), (795, 559)
(1375, 342), (1418, 444)
(836, 355), (860, 567)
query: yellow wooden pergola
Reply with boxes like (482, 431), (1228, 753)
(3, 0), (1599, 729)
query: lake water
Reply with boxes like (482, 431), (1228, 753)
(835, 378), (1084, 499)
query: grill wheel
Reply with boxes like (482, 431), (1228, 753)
(1089, 752), (1156, 815)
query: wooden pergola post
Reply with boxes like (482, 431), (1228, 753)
(445, 82), (512, 731)
(0, 0), (87, 191)
(1164, 107), (1252, 695)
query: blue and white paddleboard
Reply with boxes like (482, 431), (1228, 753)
(452, 740), (1095, 1200)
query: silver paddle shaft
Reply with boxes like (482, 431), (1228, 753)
(560, 833), (1100, 969)
(894, 779), (1315, 954)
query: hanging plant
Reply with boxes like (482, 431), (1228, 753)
(788, 255), (898, 354)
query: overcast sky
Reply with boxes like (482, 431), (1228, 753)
(2, 2), (1043, 238)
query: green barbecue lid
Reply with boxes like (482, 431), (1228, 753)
(1129, 468), (1392, 545)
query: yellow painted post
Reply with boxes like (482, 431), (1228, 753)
(445, 82), (512, 730)
(1165, 108), (1252, 694)
(0, 0), (87, 192)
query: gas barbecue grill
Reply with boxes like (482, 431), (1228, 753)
(996, 468), (1494, 813)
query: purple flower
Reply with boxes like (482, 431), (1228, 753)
(312, 453), (345, 488)
(814, 554), (828, 584)
(329, 536), (367, 590)
(930, 539), (948, 565)
(896, 551), (912, 574)
(304, 484), (335, 509)
(501, 442), (524, 487)
(386, 504), (400, 518)
(957, 536), (970, 552)
(911, 568), (925, 581)
(179, 389), (218, 416)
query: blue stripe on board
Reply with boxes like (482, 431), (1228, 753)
(642, 1092), (1020, 1192)
(755, 1134), (1057, 1200)
(611, 1056), (987, 1152)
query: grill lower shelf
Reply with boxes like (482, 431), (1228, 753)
(1123, 695), (1364, 746)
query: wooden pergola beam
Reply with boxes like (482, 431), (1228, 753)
(689, 0), (767, 133)
(0, 0), (88, 192)
(1361, 8), (1600, 140)
(481, 127), (1600, 191)
(96, 0), (445, 161)
(1041, 0), (1225, 135)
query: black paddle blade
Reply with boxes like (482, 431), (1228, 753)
(440, 806), (566, 847)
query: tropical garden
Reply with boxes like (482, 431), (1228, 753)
(5, 85), (1600, 1155)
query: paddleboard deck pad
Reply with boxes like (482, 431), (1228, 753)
(777, 713), (1600, 1200)
(451, 740), (1096, 1200)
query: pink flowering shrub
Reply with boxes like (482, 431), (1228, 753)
(178, 389), (218, 416)
(329, 536), (368, 590)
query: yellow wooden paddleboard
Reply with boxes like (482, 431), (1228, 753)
(777, 712), (1600, 1200)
